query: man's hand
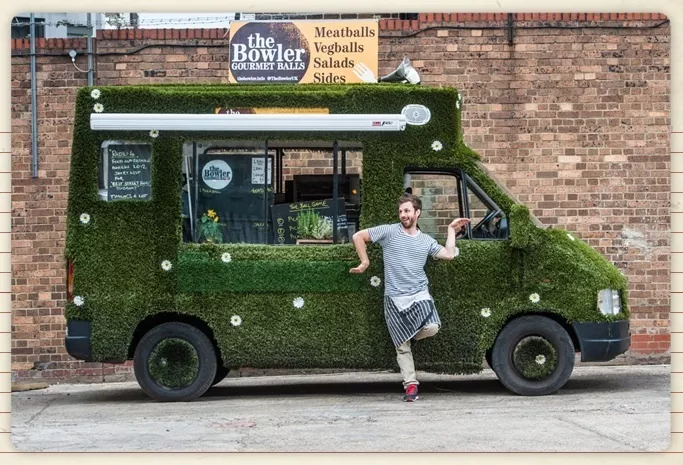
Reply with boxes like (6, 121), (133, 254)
(350, 261), (370, 274)
(350, 230), (372, 274)
(449, 218), (471, 231)
(435, 218), (471, 260)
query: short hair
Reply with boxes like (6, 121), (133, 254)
(398, 193), (422, 212)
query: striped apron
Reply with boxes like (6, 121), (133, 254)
(383, 295), (441, 347)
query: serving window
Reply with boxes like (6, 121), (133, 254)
(181, 141), (362, 246)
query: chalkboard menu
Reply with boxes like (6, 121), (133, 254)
(271, 198), (348, 245)
(106, 144), (152, 201)
(194, 154), (274, 244)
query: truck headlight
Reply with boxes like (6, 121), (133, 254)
(598, 289), (621, 315)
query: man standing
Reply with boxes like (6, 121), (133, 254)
(350, 193), (470, 402)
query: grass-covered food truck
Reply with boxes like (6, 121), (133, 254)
(64, 83), (630, 401)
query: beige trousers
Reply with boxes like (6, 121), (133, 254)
(396, 323), (440, 387)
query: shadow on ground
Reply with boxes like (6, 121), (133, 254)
(43, 369), (666, 404)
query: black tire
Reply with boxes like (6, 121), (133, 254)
(485, 349), (494, 371)
(212, 365), (230, 386)
(133, 322), (217, 402)
(491, 315), (575, 396)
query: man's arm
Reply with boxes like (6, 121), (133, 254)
(435, 218), (470, 260)
(350, 229), (372, 273)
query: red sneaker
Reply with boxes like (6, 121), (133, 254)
(403, 384), (419, 402)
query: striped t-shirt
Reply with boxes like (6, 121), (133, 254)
(368, 223), (444, 297)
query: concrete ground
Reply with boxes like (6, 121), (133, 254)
(10, 364), (671, 452)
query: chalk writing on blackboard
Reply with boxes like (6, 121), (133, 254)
(107, 144), (152, 201)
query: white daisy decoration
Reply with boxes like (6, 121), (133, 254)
(149, 130), (159, 138)
(73, 296), (85, 307)
(230, 315), (242, 327)
(529, 293), (540, 304)
(90, 88), (101, 99)
(480, 307), (491, 318)
(221, 252), (232, 263)
(93, 103), (104, 113)
(431, 140), (443, 151)
(370, 276), (381, 287)
(454, 247), (460, 257)
(535, 355), (547, 365)
(567, 233), (575, 241)
(161, 260), (172, 271)
(79, 213), (90, 225)
(293, 297), (305, 309)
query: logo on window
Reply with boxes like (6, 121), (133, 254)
(202, 160), (233, 190)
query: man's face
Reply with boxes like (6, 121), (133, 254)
(398, 201), (420, 229)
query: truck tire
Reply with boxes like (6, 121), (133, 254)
(212, 366), (230, 386)
(134, 322), (217, 402)
(491, 315), (575, 396)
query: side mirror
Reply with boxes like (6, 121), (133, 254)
(509, 204), (540, 249)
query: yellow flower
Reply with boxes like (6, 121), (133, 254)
(213, 217), (219, 223)
(207, 209), (216, 218)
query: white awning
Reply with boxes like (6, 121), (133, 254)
(90, 113), (408, 132)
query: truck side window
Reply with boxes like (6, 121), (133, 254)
(98, 141), (153, 202)
(403, 172), (462, 243)
(463, 176), (508, 240)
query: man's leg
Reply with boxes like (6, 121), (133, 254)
(396, 340), (419, 401)
(414, 323), (439, 341)
(396, 340), (418, 387)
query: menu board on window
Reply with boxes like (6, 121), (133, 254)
(106, 144), (152, 201)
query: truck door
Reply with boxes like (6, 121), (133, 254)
(403, 168), (514, 371)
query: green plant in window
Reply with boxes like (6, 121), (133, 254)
(198, 209), (224, 243)
(313, 216), (333, 240)
(297, 209), (332, 240)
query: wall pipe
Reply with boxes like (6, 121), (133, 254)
(30, 13), (38, 178)
(87, 13), (93, 86)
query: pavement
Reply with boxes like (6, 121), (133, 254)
(10, 364), (671, 452)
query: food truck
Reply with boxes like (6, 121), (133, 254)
(64, 82), (630, 401)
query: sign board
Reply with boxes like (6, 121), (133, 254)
(271, 198), (348, 245)
(228, 20), (379, 84)
(106, 143), (152, 201)
(215, 107), (329, 114)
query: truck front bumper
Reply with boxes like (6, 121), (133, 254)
(572, 319), (630, 362)
(65, 320), (94, 362)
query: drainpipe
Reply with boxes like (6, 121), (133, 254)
(30, 13), (38, 178)
(87, 13), (93, 86)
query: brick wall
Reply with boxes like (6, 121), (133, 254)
(11, 13), (671, 383)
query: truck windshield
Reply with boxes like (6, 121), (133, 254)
(475, 161), (546, 229)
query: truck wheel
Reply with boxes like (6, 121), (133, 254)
(134, 322), (217, 402)
(491, 315), (574, 396)
(212, 366), (230, 386)
(485, 349), (494, 372)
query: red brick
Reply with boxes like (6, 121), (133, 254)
(10, 17), (673, 380)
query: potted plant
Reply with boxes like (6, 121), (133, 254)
(295, 208), (333, 245)
(198, 209), (224, 243)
